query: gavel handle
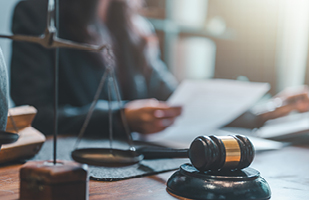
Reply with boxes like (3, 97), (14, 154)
(137, 147), (189, 159)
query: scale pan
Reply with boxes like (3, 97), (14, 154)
(71, 148), (144, 167)
(0, 131), (19, 145)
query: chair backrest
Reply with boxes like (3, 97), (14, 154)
(0, 48), (8, 131)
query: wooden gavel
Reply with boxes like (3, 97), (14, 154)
(138, 135), (255, 172)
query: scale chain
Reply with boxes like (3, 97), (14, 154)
(107, 75), (113, 150)
(111, 71), (135, 150)
(74, 47), (136, 152)
(74, 69), (110, 149)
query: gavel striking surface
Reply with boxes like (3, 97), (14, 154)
(167, 163), (271, 200)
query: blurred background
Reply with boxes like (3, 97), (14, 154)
(1, 0), (309, 95)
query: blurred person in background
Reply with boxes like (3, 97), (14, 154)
(10, 0), (309, 137)
(11, 0), (181, 136)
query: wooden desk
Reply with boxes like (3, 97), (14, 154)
(0, 144), (308, 200)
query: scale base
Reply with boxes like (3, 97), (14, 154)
(167, 163), (271, 200)
(20, 160), (88, 200)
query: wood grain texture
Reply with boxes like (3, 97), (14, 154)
(0, 138), (308, 200)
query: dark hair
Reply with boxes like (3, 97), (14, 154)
(60, 0), (150, 99)
(60, 0), (99, 43)
(107, 1), (145, 49)
(60, 0), (147, 68)
(60, 0), (149, 82)
(106, 0), (148, 72)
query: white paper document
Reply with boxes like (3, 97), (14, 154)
(255, 112), (309, 140)
(143, 79), (273, 150)
(143, 128), (284, 152)
(167, 79), (270, 128)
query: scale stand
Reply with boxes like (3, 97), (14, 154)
(8, 0), (133, 198)
(167, 163), (271, 200)
(11, 1), (90, 199)
(20, 161), (88, 200)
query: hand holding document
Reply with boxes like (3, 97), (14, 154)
(125, 99), (182, 134)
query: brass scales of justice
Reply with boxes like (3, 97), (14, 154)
(0, 0), (271, 199)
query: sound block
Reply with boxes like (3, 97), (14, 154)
(20, 160), (88, 200)
(167, 163), (271, 200)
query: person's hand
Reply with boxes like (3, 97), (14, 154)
(259, 86), (309, 122)
(124, 99), (182, 134)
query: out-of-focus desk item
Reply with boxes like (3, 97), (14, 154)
(6, 106), (37, 133)
(0, 48), (8, 132)
(0, 48), (20, 147)
(0, 140), (308, 199)
(0, 106), (45, 164)
(0, 127), (45, 164)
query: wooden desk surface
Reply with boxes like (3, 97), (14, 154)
(0, 144), (308, 200)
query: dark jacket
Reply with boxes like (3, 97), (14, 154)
(0, 49), (8, 131)
(10, 0), (177, 136)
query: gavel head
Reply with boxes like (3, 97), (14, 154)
(188, 135), (254, 172)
